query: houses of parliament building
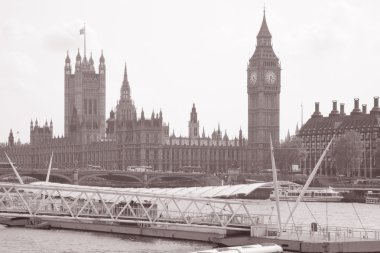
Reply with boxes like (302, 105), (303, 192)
(1, 13), (281, 173)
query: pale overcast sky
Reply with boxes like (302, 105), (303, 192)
(1, 0), (380, 143)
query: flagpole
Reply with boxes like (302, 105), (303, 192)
(84, 22), (86, 58)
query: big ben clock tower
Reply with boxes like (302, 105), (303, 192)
(247, 12), (281, 171)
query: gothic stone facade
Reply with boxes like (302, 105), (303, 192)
(1, 54), (250, 173)
(64, 51), (106, 144)
(1, 14), (278, 174)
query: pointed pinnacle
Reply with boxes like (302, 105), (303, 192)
(124, 62), (128, 80)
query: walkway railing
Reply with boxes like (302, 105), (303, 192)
(281, 223), (380, 241)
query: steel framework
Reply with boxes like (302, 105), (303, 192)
(0, 183), (276, 232)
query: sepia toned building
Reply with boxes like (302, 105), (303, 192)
(1, 13), (280, 174)
(298, 98), (380, 177)
(64, 50), (106, 144)
(247, 12), (281, 170)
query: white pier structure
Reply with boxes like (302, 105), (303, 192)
(0, 182), (278, 240)
(2, 181), (380, 252)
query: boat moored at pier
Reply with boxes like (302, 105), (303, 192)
(365, 191), (380, 204)
(269, 185), (343, 202)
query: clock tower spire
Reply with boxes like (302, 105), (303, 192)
(257, 11), (272, 42)
(247, 12), (281, 172)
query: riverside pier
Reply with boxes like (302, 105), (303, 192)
(1, 182), (380, 253)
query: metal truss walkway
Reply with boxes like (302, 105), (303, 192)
(0, 182), (276, 233)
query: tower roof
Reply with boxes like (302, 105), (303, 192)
(65, 51), (71, 63)
(123, 62), (128, 81)
(89, 53), (94, 65)
(120, 63), (131, 100)
(190, 103), (197, 123)
(249, 11), (278, 64)
(257, 12), (272, 38)
(76, 49), (81, 61)
(99, 50), (105, 63)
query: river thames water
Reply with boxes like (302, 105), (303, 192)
(1, 200), (379, 253)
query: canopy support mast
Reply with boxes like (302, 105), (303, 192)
(4, 152), (24, 184)
(270, 134), (282, 236)
(46, 152), (54, 182)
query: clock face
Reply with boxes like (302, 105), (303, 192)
(265, 71), (276, 84)
(250, 71), (257, 85)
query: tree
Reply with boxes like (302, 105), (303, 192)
(275, 136), (307, 173)
(374, 139), (380, 177)
(331, 130), (363, 177)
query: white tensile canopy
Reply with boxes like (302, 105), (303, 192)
(26, 181), (297, 203)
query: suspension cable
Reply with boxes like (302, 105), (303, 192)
(291, 187), (319, 224)
(336, 167), (366, 233)
(285, 200), (300, 240)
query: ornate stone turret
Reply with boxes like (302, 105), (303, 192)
(30, 119), (53, 145)
(223, 130), (229, 141)
(99, 50), (106, 74)
(188, 103), (199, 139)
(8, 129), (14, 147)
(65, 51), (71, 64)
(106, 110), (116, 137)
(65, 51), (71, 74)
(116, 63), (135, 122)
(141, 108), (145, 120)
(88, 53), (94, 71)
(89, 53), (94, 65)
(151, 111), (155, 120)
(120, 63), (130, 100)
(75, 49), (81, 67)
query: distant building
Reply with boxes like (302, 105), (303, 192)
(8, 130), (14, 147)
(298, 98), (380, 177)
(1, 13), (281, 174)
